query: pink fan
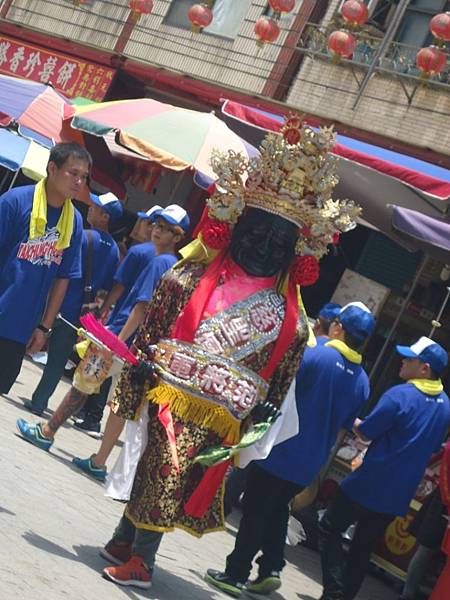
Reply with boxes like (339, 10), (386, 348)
(80, 313), (139, 365)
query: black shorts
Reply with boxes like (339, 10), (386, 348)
(0, 337), (27, 394)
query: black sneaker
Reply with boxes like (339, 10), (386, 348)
(205, 569), (244, 597)
(74, 418), (102, 439)
(246, 571), (281, 595)
(23, 399), (43, 417)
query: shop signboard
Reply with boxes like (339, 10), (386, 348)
(0, 35), (115, 100)
(331, 269), (389, 317)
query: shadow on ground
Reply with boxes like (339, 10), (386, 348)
(22, 531), (230, 599)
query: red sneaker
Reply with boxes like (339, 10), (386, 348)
(103, 556), (152, 589)
(99, 540), (132, 565)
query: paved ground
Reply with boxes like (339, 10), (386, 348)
(0, 358), (401, 600)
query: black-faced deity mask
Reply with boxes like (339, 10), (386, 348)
(229, 208), (298, 277)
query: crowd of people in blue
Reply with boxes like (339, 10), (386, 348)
(0, 142), (449, 600)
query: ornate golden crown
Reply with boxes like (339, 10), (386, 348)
(207, 115), (361, 260)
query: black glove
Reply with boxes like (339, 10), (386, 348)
(250, 401), (281, 424)
(129, 360), (158, 387)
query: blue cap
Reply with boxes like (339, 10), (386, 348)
(396, 337), (448, 375)
(319, 303), (342, 321)
(156, 204), (190, 233)
(90, 192), (123, 222)
(137, 205), (163, 221)
(339, 302), (375, 341)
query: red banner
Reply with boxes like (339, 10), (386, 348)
(0, 35), (115, 100)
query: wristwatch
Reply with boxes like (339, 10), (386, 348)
(37, 324), (52, 336)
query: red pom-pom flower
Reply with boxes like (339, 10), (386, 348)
(290, 255), (319, 286)
(201, 217), (232, 249)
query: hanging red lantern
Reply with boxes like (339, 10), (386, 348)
(268, 0), (295, 15)
(254, 16), (281, 47)
(341, 0), (369, 27)
(327, 30), (357, 59)
(416, 46), (447, 77)
(430, 12), (450, 42)
(129, 0), (153, 15)
(188, 3), (213, 33)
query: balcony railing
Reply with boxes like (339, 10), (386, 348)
(297, 22), (450, 88)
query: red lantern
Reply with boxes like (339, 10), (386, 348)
(268, 0), (295, 14)
(254, 16), (281, 46)
(188, 3), (213, 32)
(341, 0), (369, 27)
(430, 12), (450, 42)
(416, 46), (447, 77)
(327, 30), (357, 59)
(129, 0), (153, 14)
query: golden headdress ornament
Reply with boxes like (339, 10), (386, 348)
(205, 115), (361, 263)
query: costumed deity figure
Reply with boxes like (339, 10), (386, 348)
(101, 116), (361, 589)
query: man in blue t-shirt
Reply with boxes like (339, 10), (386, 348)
(206, 302), (375, 597)
(0, 142), (90, 394)
(17, 205), (190, 477)
(23, 192), (122, 416)
(318, 337), (450, 600)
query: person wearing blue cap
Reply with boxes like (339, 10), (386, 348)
(319, 336), (450, 600)
(207, 302), (375, 595)
(97, 204), (162, 324)
(314, 303), (342, 342)
(23, 191), (122, 416)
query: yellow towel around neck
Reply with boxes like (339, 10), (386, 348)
(30, 178), (74, 250)
(408, 378), (444, 395)
(325, 339), (363, 364)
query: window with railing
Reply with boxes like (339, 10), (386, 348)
(297, 3), (450, 86)
(164, 0), (252, 39)
(395, 0), (450, 46)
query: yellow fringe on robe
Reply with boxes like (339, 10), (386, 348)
(147, 382), (241, 444)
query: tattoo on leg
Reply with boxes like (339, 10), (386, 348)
(47, 388), (87, 434)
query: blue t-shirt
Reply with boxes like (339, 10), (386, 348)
(341, 383), (450, 516)
(259, 344), (370, 487)
(108, 253), (177, 337)
(108, 241), (155, 324)
(60, 229), (120, 322)
(0, 184), (83, 344)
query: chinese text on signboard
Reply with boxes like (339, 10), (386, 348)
(0, 36), (115, 100)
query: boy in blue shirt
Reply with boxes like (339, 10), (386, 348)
(98, 205), (162, 324)
(0, 142), (89, 394)
(318, 337), (450, 600)
(17, 205), (190, 476)
(206, 302), (375, 597)
(23, 192), (122, 416)
(72, 204), (163, 434)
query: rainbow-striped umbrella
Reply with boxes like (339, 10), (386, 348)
(69, 98), (258, 185)
(0, 73), (74, 146)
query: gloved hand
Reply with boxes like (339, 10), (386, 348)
(250, 401), (281, 425)
(129, 360), (158, 387)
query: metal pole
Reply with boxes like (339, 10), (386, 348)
(352, 0), (412, 110)
(429, 286), (450, 339)
(369, 254), (428, 381)
(7, 170), (19, 190)
(168, 169), (187, 203)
